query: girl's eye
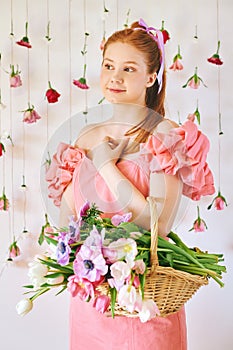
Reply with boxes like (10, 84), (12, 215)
(124, 67), (135, 72)
(104, 64), (114, 70)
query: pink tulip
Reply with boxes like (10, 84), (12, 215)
(169, 45), (183, 71)
(189, 206), (207, 232)
(183, 67), (207, 89)
(10, 74), (22, 88)
(169, 59), (183, 71)
(215, 196), (225, 210)
(207, 191), (227, 211)
(93, 295), (110, 314)
(193, 220), (206, 232)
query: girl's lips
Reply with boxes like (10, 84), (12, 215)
(108, 88), (126, 93)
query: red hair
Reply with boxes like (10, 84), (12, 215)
(103, 21), (166, 142)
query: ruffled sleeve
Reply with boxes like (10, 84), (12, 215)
(143, 120), (215, 200)
(45, 142), (85, 206)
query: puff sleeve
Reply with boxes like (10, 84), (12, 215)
(45, 142), (85, 206)
(144, 120), (215, 200)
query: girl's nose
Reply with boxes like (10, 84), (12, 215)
(111, 72), (123, 84)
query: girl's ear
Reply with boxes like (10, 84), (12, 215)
(146, 72), (157, 87)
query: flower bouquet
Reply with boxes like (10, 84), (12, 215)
(16, 198), (226, 322)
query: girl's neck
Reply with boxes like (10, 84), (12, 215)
(110, 103), (148, 126)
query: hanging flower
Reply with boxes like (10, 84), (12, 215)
(189, 206), (208, 232)
(22, 103), (41, 124)
(0, 90), (6, 109)
(207, 41), (223, 66)
(16, 22), (32, 48)
(169, 45), (183, 71)
(207, 191), (228, 211)
(187, 101), (201, 124)
(73, 64), (89, 90)
(160, 20), (170, 44)
(182, 67), (207, 89)
(0, 142), (5, 157)
(73, 32), (90, 89)
(38, 213), (54, 245)
(9, 64), (22, 88)
(45, 81), (61, 103)
(100, 37), (106, 51)
(8, 239), (21, 260)
(0, 130), (14, 146)
(0, 187), (10, 211)
(123, 9), (131, 28)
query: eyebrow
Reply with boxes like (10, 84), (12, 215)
(103, 58), (139, 66)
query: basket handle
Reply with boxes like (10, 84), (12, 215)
(147, 197), (159, 273)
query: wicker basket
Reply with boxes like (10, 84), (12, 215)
(98, 197), (208, 317)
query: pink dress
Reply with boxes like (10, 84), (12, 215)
(46, 120), (215, 350)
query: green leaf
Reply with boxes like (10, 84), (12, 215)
(110, 287), (117, 318)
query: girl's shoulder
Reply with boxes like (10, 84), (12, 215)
(153, 118), (179, 135)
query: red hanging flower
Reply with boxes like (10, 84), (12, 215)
(22, 103), (42, 124)
(46, 81), (61, 103)
(160, 20), (170, 44)
(207, 191), (227, 211)
(189, 206), (208, 232)
(16, 22), (32, 48)
(207, 41), (223, 66)
(169, 45), (183, 71)
(187, 101), (201, 124)
(73, 64), (89, 90)
(182, 67), (207, 89)
(0, 142), (5, 157)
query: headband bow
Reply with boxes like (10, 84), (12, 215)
(137, 18), (165, 94)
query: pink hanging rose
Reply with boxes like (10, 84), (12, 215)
(207, 41), (223, 66)
(169, 45), (183, 71)
(207, 191), (227, 211)
(22, 104), (41, 124)
(8, 240), (21, 260)
(189, 206), (207, 232)
(9, 65), (22, 88)
(182, 67), (207, 89)
(0, 187), (10, 211)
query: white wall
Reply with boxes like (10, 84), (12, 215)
(0, 0), (233, 349)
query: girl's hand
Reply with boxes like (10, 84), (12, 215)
(87, 136), (129, 171)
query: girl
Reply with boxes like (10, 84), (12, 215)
(46, 19), (215, 350)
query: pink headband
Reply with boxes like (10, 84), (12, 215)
(134, 18), (165, 93)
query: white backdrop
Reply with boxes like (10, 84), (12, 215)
(0, 0), (233, 349)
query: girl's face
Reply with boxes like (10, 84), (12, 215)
(100, 42), (156, 106)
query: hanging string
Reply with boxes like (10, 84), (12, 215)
(83, 0), (88, 123)
(68, 0), (72, 144)
(116, 0), (119, 29)
(9, 0), (15, 243)
(216, 0), (223, 192)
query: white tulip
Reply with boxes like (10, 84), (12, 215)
(16, 298), (33, 316)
